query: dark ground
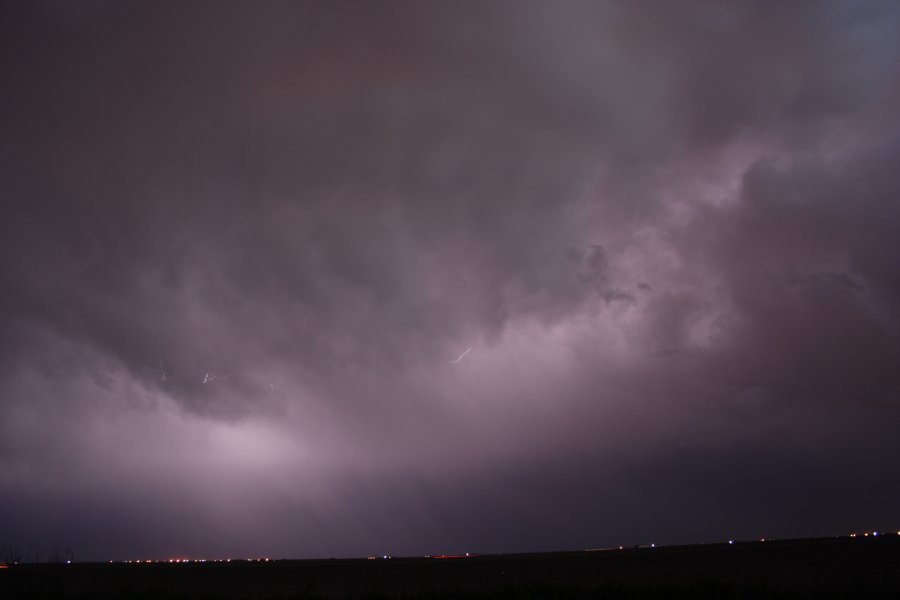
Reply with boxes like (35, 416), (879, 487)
(3, 535), (899, 599)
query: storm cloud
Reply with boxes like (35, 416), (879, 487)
(2, 1), (899, 560)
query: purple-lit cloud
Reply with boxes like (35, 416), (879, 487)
(1, 1), (899, 560)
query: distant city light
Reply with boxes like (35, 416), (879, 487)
(94, 531), (900, 570)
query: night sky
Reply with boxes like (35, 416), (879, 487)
(2, 1), (900, 562)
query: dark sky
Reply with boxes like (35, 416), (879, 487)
(2, 1), (900, 561)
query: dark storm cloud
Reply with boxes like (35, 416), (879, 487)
(671, 139), (900, 407)
(2, 1), (900, 560)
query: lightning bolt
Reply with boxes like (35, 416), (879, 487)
(202, 372), (232, 384)
(450, 345), (476, 364)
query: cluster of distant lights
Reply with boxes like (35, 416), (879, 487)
(116, 558), (271, 564)
(369, 553), (475, 560)
(117, 532), (898, 564)
(4, 533), (894, 567)
(585, 531), (899, 552)
(849, 531), (887, 538)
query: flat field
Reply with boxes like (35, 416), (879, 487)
(3, 536), (899, 599)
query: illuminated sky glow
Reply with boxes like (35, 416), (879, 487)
(1, 1), (899, 560)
